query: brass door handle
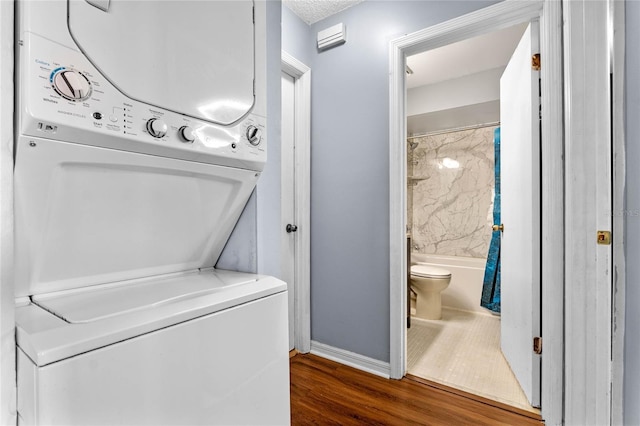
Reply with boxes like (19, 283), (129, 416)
(492, 224), (504, 232)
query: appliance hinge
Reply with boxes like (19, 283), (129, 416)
(532, 53), (541, 71)
(533, 336), (542, 354)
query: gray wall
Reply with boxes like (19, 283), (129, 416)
(282, 5), (313, 67)
(216, 191), (257, 273)
(282, 0), (496, 362)
(625, 1), (640, 423)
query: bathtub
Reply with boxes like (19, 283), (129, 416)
(411, 253), (491, 314)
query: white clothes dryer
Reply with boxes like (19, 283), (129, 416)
(14, 1), (289, 425)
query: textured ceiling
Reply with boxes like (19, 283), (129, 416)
(283, 0), (365, 25)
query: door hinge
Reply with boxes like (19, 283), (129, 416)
(533, 336), (542, 354)
(532, 53), (541, 71)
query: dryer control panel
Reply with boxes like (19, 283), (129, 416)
(19, 33), (266, 171)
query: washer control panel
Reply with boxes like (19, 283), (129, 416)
(19, 33), (266, 171)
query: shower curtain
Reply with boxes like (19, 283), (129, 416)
(481, 127), (501, 313)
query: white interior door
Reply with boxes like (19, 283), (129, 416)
(499, 21), (541, 407)
(281, 71), (296, 351)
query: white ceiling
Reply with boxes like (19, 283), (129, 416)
(283, 0), (365, 25)
(406, 23), (528, 89)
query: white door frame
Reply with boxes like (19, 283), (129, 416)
(563, 0), (623, 424)
(611, 1), (626, 424)
(281, 69), (296, 350)
(281, 52), (311, 353)
(389, 0), (564, 423)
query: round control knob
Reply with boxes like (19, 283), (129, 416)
(50, 68), (92, 102)
(178, 125), (196, 143)
(146, 118), (168, 138)
(246, 125), (262, 146)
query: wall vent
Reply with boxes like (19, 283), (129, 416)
(317, 23), (346, 50)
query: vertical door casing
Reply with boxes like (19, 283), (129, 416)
(281, 70), (296, 350)
(563, 0), (613, 423)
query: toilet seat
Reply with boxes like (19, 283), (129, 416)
(411, 265), (452, 279)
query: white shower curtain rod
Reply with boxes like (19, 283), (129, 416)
(407, 121), (500, 140)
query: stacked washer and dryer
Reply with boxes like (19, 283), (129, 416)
(13, 1), (290, 424)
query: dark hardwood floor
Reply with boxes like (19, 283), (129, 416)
(290, 353), (544, 426)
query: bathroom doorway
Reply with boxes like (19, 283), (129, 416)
(388, 2), (566, 423)
(403, 22), (539, 415)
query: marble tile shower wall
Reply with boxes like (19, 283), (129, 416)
(408, 126), (495, 259)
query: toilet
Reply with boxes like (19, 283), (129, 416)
(410, 264), (452, 320)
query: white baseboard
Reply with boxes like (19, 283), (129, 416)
(310, 341), (391, 379)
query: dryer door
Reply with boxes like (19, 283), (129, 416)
(67, 0), (255, 125)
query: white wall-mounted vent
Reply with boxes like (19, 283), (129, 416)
(317, 23), (346, 50)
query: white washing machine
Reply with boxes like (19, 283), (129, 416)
(13, 1), (289, 425)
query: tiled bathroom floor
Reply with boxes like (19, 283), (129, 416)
(407, 307), (540, 414)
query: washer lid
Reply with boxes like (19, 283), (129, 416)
(31, 269), (257, 324)
(16, 270), (287, 366)
(68, 0), (255, 125)
(411, 265), (452, 278)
